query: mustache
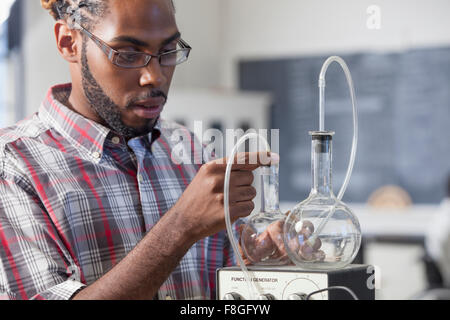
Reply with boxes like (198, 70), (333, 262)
(126, 90), (168, 107)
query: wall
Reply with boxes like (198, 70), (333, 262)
(219, 0), (450, 88)
(22, 0), (450, 116)
(23, 0), (69, 117)
(169, 0), (222, 89)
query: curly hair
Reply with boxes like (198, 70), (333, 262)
(41, 0), (63, 20)
(40, 0), (109, 29)
(41, 0), (175, 28)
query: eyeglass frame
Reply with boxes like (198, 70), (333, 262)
(74, 23), (192, 69)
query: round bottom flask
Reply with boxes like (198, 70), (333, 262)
(283, 131), (361, 270)
(240, 164), (289, 265)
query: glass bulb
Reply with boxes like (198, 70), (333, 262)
(283, 131), (361, 269)
(240, 164), (289, 265)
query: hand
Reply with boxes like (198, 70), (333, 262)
(238, 216), (291, 266)
(287, 220), (325, 262)
(172, 152), (279, 243)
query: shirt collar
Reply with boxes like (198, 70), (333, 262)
(38, 84), (161, 161)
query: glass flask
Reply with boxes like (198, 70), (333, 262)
(283, 131), (361, 270)
(240, 164), (289, 265)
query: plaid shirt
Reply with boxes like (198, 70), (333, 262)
(0, 84), (235, 300)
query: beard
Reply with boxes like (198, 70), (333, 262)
(80, 39), (166, 140)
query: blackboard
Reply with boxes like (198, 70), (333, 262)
(239, 48), (450, 204)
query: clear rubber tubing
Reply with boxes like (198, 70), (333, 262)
(310, 56), (359, 243)
(223, 56), (358, 299)
(224, 133), (270, 299)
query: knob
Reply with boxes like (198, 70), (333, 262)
(223, 292), (243, 300)
(258, 294), (276, 300)
(288, 293), (308, 300)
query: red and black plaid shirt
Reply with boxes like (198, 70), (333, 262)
(0, 84), (234, 300)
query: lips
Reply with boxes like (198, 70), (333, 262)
(131, 97), (166, 119)
(134, 97), (166, 107)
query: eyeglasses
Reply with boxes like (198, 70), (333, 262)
(75, 23), (191, 69)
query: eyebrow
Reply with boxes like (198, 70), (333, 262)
(109, 31), (182, 48)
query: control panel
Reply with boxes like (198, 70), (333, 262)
(217, 265), (375, 300)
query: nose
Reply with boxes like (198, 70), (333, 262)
(139, 57), (167, 88)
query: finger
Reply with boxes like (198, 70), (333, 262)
(267, 221), (287, 254)
(238, 225), (254, 266)
(254, 230), (276, 257)
(236, 254), (253, 267)
(230, 170), (254, 186)
(250, 221), (288, 263)
(211, 152), (280, 171)
(229, 186), (257, 203)
(229, 200), (255, 221)
(269, 251), (291, 263)
(212, 171), (254, 192)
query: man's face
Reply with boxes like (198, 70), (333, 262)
(80, 0), (178, 139)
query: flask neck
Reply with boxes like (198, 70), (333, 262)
(261, 165), (281, 213)
(310, 135), (334, 197)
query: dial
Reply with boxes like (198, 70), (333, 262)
(223, 292), (244, 300)
(258, 294), (276, 300)
(288, 293), (308, 300)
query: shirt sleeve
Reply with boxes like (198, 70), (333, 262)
(0, 171), (86, 300)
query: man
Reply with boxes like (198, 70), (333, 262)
(0, 0), (278, 300)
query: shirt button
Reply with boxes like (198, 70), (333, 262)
(92, 152), (101, 159)
(165, 295), (173, 300)
(112, 136), (120, 145)
(137, 174), (144, 182)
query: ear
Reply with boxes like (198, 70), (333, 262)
(54, 20), (81, 63)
